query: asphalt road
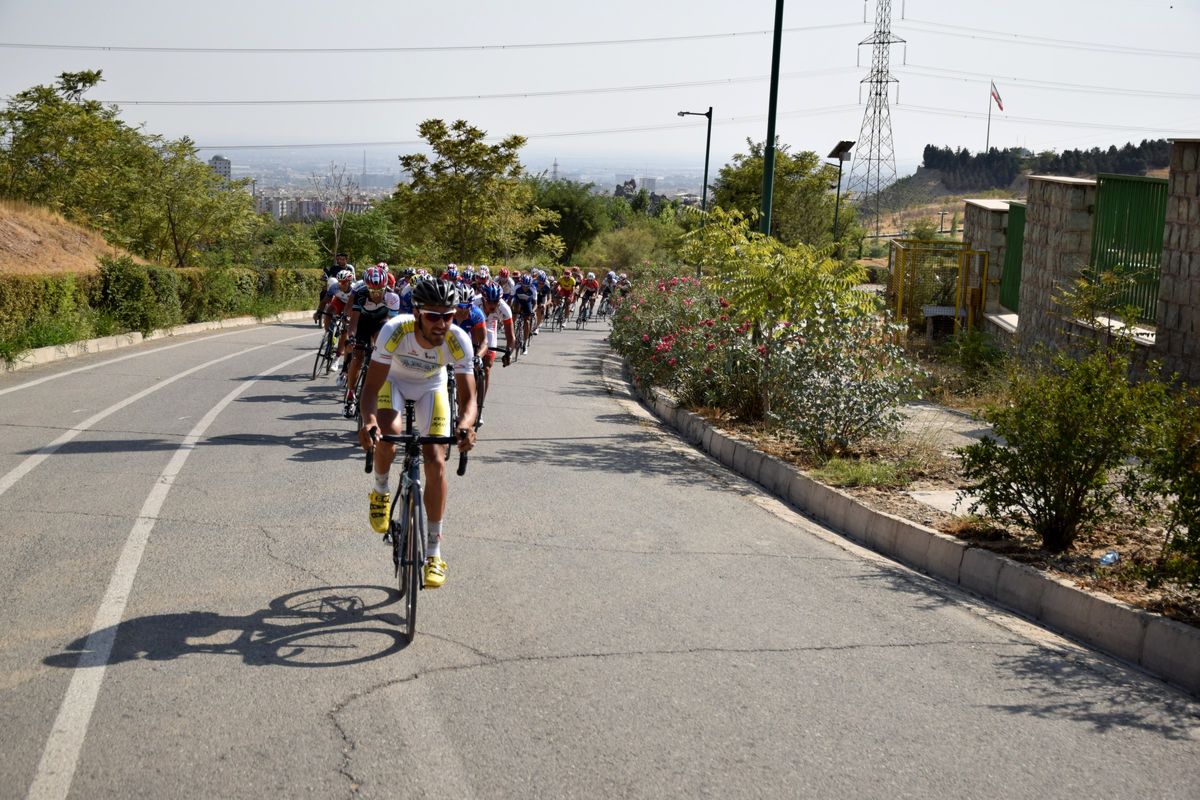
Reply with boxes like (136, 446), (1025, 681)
(1, 320), (1197, 799)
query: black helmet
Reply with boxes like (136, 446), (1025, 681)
(411, 276), (459, 308)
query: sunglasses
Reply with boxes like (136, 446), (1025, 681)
(418, 310), (455, 322)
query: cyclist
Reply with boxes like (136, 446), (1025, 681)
(512, 274), (537, 354)
(578, 271), (601, 320)
(617, 272), (632, 298)
(343, 265), (400, 418)
(533, 269), (553, 334)
(358, 277), (477, 588)
(453, 292), (487, 357)
(556, 268), (577, 320)
(396, 268), (417, 314)
(476, 281), (514, 426)
(497, 268), (515, 304)
(314, 253), (353, 323)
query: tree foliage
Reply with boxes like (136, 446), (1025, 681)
(391, 119), (554, 263)
(0, 71), (259, 266)
(529, 178), (608, 264)
(710, 138), (861, 252)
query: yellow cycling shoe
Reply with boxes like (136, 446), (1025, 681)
(423, 556), (447, 589)
(368, 490), (390, 534)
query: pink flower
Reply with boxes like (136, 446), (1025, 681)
(642, 334), (650, 342)
(719, 315), (729, 322)
(757, 345), (767, 356)
(706, 342), (716, 351)
(668, 358), (677, 366)
(719, 298), (730, 308)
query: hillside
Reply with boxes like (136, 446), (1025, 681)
(0, 200), (144, 275)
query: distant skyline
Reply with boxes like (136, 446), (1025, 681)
(2, 0), (1197, 180)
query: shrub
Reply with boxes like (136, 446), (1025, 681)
(1143, 387), (1200, 585)
(958, 350), (1155, 553)
(99, 255), (158, 333)
(768, 299), (921, 458)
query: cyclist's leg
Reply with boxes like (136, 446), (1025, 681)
(416, 385), (451, 586)
(368, 380), (400, 533)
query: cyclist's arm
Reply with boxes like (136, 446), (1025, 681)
(358, 358), (391, 447)
(452, 370), (478, 443)
(345, 307), (362, 342)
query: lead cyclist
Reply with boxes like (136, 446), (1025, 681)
(357, 277), (478, 589)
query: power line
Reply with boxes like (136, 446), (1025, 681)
(98, 66), (860, 107)
(194, 104), (861, 150)
(898, 64), (1200, 101)
(895, 18), (1200, 59)
(0, 21), (864, 55)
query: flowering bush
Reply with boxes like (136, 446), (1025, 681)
(767, 298), (922, 457)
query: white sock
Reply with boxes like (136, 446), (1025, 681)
(428, 520), (443, 559)
(373, 473), (389, 494)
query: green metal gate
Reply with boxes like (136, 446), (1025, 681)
(1090, 173), (1168, 324)
(999, 202), (1025, 313)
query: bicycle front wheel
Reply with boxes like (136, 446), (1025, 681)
(401, 489), (422, 643)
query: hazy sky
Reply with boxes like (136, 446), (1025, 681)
(1, 0), (1197, 175)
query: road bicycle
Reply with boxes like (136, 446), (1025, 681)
(474, 347), (509, 430)
(366, 401), (467, 644)
(311, 314), (346, 380)
(549, 301), (568, 332)
(596, 292), (615, 321)
(575, 296), (594, 330)
(346, 342), (374, 424)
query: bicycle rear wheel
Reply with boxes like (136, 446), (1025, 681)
(311, 331), (331, 380)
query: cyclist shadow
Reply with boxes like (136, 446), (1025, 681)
(43, 585), (410, 669)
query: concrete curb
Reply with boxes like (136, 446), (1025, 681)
(3, 311), (313, 373)
(603, 352), (1200, 697)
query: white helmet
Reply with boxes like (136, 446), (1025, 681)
(336, 269), (354, 282)
(586, 272), (595, 280)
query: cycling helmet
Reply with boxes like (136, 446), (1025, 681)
(336, 269), (354, 283)
(364, 266), (387, 289)
(376, 261), (388, 271)
(411, 277), (459, 308)
(478, 265), (490, 278)
(498, 268), (510, 278)
(521, 275), (533, 286)
(461, 268), (475, 281)
(619, 273), (628, 280)
(445, 265), (458, 280)
(480, 282), (502, 303)
(401, 267), (416, 279)
(586, 272), (595, 280)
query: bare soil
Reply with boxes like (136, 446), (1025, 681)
(0, 201), (143, 275)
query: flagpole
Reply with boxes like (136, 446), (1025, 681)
(986, 86), (992, 153)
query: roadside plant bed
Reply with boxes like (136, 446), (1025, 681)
(689, 406), (1200, 628)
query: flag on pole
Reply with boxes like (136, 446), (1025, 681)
(990, 81), (1004, 112)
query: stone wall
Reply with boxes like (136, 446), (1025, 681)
(962, 200), (1010, 313)
(1017, 176), (1097, 352)
(1154, 139), (1200, 384)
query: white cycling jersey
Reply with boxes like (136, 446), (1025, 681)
(483, 299), (512, 348)
(371, 315), (474, 393)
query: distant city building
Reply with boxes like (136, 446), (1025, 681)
(641, 177), (658, 193)
(208, 155), (231, 181)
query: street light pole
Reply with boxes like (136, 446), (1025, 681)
(677, 106), (713, 220)
(827, 140), (855, 244)
(759, 0), (785, 236)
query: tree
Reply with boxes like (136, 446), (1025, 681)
(393, 119), (550, 263)
(530, 178), (608, 263)
(710, 139), (848, 249)
(309, 163), (359, 259)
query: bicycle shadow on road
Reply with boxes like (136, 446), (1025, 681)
(42, 585), (410, 669)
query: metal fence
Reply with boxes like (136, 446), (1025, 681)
(888, 240), (989, 335)
(999, 202), (1025, 313)
(1089, 173), (1168, 324)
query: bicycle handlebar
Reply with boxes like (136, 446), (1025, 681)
(365, 427), (469, 476)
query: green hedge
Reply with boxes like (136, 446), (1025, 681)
(0, 257), (324, 363)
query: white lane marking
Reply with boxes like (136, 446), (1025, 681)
(26, 349), (312, 800)
(0, 333), (310, 500)
(0, 326), (288, 397)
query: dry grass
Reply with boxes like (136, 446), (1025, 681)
(0, 200), (143, 275)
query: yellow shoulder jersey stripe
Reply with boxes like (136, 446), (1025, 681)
(448, 333), (465, 361)
(383, 319), (416, 353)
